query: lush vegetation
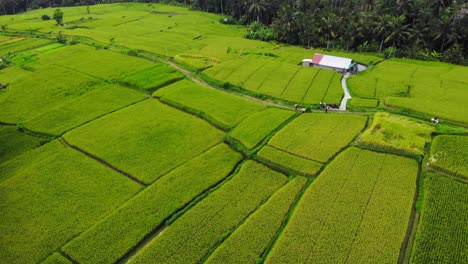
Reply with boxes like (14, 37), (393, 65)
(63, 100), (224, 184)
(358, 112), (435, 155)
(349, 59), (468, 124)
(410, 173), (468, 264)
(257, 145), (323, 177)
(154, 80), (266, 130)
(429, 135), (468, 179)
(127, 161), (288, 263)
(0, 140), (142, 263)
(268, 113), (367, 163)
(229, 108), (295, 149)
(267, 147), (418, 263)
(206, 177), (307, 264)
(0, 126), (47, 164)
(63, 143), (242, 264)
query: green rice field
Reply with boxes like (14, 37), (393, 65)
(0, 2), (466, 264)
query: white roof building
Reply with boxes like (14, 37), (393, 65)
(302, 54), (354, 72)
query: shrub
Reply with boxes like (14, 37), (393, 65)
(41, 15), (50, 21)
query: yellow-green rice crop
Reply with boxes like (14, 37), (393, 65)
(257, 146), (322, 176)
(358, 112), (434, 155)
(63, 100), (224, 184)
(0, 140), (142, 263)
(206, 177), (307, 264)
(266, 147), (418, 264)
(229, 108), (295, 149)
(0, 126), (47, 164)
(269, 113), (367, 162)
(128, 161), (288, 264)
(429, 135), (468, 179)
(63, 144), (242, 264)
(410, 173), (468, 264)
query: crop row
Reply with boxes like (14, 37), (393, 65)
(206, 177), (307, 263)
(269, 113), (367, 163)
(127, 161), (288, 264)
(63, 144), (242, 264)
(0, 140), (142, 263)
(154, 80), (266, 130)
(429, 135), (468, 179)
(266, 147), (418, 263)
(410, 173), (468, 263)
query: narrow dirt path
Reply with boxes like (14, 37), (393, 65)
(339, 74), (352, 111)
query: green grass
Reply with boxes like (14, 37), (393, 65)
(174, 54), (221, 70)
(429, 135), (468, 179)
(349, 59), (468, 124)
(119, 64), (184, 91)
(410, 173), (468, 264)
(0, 126), (48, 164)
(63, 100), (224, 184)
(0, 37), (52, 56)
(268, 113), (367, 162)
(127, 161), (288, 264)
(41, 253), (72, 264)
(63, 143), (242, 264)
(358, 112), (434, 155)
(153, 80), (266, 130)
(266, 147), (418, 263)
(348, 98), (379, 108)
(257, 146), (323, 176)
(206, 177), (307, 264)
(229, 108), (295, 149)
(0, 140), (142, 263)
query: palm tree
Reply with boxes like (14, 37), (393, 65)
(321, 12), (341, 49)
(385, 15), (411, 48)
(248, 0), (267, 23)
(433, 12), (456, 51)
(374, 14), (391, 51)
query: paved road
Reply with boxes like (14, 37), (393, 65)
(339, 73), (352, 111)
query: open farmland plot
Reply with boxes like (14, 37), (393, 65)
(281, 67), (319, 102)
(429, 135), (468, 179)
(0, 126), (48, 164)
(0, 37), (52, 56)
(267, 147), (418, 264)
(128, 161), (288, 264)
(257, 146), (323, 176)
(63, 144), (242, 264)
(268, 113), (367, 163)
(410, 173), (468, 264)
(358, 112), (434, 155)
(153, 80), (266, 130)
(229, 108), (296, 149)
(302, 69), (343, 105)
(0, 140), (142, 263)
(349, 59), (468, 124)
(206, 177), (307, 264)
(63, 99), (224, 184)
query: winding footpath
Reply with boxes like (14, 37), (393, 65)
(339, 73), (352, 111)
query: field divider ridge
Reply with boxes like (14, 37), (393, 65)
(58, 137), (147, 186)
(280, 67), (302, 96)
(300, 69), (320, 103)
(116, 159), (247, 264)
(199, 178), (291, 263)
(58, 250), (79, 264)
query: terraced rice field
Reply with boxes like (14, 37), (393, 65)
(429, 135), (468, 179)
(410, 173), (468, 263)
(267, 147), (418, 264)
(0, 3), (466, 264)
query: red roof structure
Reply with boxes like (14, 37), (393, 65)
(312, 54), (323, 64)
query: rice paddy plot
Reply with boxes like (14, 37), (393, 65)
(0, 140), (142, 263)
(322, 73), (344, 103)
(266, 147), (418, 264)
(243, 61), (283, 91)
(269, 113), (367, 163)
(41, 252), (72, 264)
(229, 108), (296, 149)
(22, 83), (146, 135)
(0, 37), (52, 56)
(358, 112), (434, 155)
(257, 63), (301, 97)
(348, 98), (379, 109)
(153, 80), (266, 130)
(410, 173), (468, 264)
(63, 99), (224, 184)
(127, 161), (288, 264)
(174, 54), (220, 70)
(119, 64), (184, 91)
(206, 177), (307, 264)
(302, 70), (337, 104)
(257, 146), (323, 176)
(63, 144), (242, 264)
(223, 58), (270, 87)
(429, 135), (468, 179)
(0, 126), (48, 165)
(281, 67), (319, 102)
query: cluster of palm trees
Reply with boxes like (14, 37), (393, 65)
(191, 0), (468, 64)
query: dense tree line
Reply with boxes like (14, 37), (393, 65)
(1, 0), (467, 64)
